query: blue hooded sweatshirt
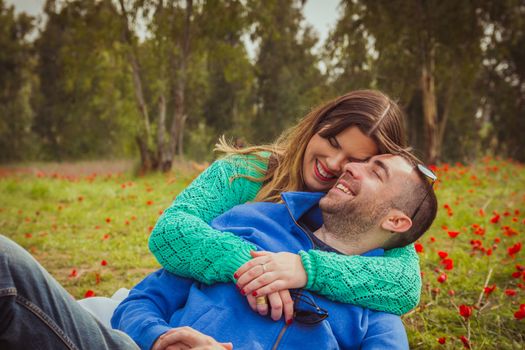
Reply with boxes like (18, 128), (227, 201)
(112, 192), (409, 350)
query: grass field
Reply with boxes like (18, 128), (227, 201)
(0, 157), (523, 349)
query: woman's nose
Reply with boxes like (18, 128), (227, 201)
(326, 152), (347, 174)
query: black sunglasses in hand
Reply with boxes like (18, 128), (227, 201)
(290, 290), (329, 325)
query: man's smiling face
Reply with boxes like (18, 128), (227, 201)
(319, 154), (415, 236)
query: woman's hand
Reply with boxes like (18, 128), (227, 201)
(246, 289), (294, 323)
(152, 327), (233, 350)
(235, 251), (308, 296)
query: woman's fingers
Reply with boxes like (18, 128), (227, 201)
(246, 294), (257, 311)
(280, 290), (294, 324)
(235, 252), (307, 293)
(249, 281), (286, 298)
(250, 250), (270, 258)
(234, 255), (269, 282)
(255, 294), (269, 316)
(267, 292), (283, 320)
(237, 263), (270, 288)
(242, 272), (281, 295)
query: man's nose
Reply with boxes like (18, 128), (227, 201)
(342, 161), (365, 178)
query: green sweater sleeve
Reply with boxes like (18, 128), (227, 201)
(149, 154), (266, 283)
(299, 243), (421, 315)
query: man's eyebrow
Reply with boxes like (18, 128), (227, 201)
(373, 159), (390, 179)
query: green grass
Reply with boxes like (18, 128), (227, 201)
(0, 157), (524, 349)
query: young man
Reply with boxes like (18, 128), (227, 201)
(113, 153), (437, 350)
(0, 154), (437, 350)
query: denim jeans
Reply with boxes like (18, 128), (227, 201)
(0, 235), (139, 350)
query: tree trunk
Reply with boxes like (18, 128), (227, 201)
(157, 94), (173, 172)
(421, 45), (439, 164)
(136, 136), (154, 174)
(168, 0), (192, 161)
(436, 84), (454, 161)
(177, 114), (188, 156)
(118, 0), (157, 172)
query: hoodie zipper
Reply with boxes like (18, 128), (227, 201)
(283, 202), (315, 249)
(271, 323), (289, 350)
(270, 204), (315, 349)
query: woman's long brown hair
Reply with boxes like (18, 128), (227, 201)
(215, 90), (410, 202)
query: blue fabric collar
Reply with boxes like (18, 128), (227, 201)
(280, 191), (384, 257)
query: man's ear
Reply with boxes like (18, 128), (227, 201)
(381, 209), (412, 233)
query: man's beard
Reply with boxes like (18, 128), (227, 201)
(320, 195), (391, 241)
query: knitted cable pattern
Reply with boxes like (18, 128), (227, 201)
(149, 154), (421, 314)
(149, 155), (263, 282)
(299, 244), (421, 315)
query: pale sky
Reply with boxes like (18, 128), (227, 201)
(6, 0), (341, 48)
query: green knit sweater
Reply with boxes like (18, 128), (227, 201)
(149, 155), (421, 315)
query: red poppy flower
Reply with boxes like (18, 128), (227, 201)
(105, 217), (111, 223)
(84, 290), (95, 298)
(437, 273), (447, 283)
(515, 309), (525, 320)
(490, 214), (500, 224)
(484, 284), (496, 295)
(508, 243), (522, 257)
(448, 231), (459, 238)
(441, 258), (454, 270)
(101, 260), (107, 266)
(437, 337), (446, 344)
(460, 335), (471, 349)
(69, 269), (77, 278)
(459, 305), (472, 319)
(505, 289), (517, 296)
(438, 251), (448, 259)
(514, 304), (525, 320)
(147, 200), (153, 205)
(415, 243), (424, 253)
(448, 289), (455, 296)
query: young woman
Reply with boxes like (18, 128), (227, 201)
(149, 90), (421, 320)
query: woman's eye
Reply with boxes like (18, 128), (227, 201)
(373, 170), (381, 179)
(349, 157), (365, 163)
(328, 137), (340, 148)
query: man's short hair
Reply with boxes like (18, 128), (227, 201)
(387, 153), (438, 249)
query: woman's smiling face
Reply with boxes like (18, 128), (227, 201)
(302, 126), (379, 192)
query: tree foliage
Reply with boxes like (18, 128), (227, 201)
(33, 0), (137, 160)
(0, 0), (523, 166)
(0, 0), (36, 161)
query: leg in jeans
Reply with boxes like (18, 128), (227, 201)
(0, 235), (139, 350)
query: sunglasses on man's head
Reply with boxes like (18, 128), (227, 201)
(411, 164), (438, 220)
(290, 290), (329, 325)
